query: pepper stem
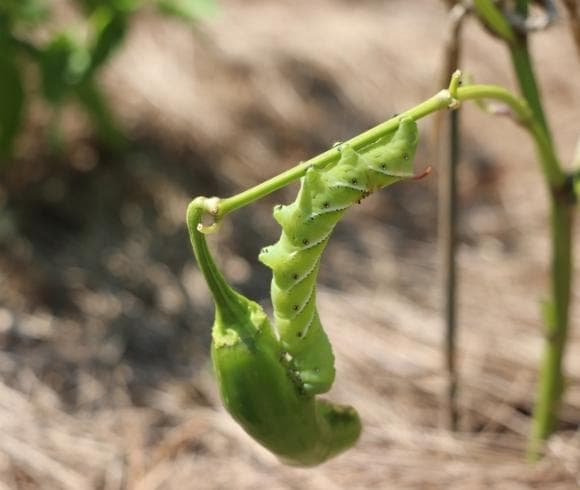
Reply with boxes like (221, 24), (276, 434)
(186, 198), (248, 325)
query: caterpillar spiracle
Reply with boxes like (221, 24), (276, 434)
(259, 117), (419, 396)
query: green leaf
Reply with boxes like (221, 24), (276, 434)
(0, 47), (25, 159)
(156, 0), (217, 22)
(0, 0), (50, 26)
(86, 7), (128, 77)
(39, 34), (78, 104)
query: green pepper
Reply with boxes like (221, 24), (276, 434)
(187, 198), (361, 466)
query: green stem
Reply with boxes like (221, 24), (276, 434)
(211, 83), (542, 225)
(509, 41), (550, 140)
(186, 199), (249, 327)
(472, 0), (516, 43)
(460, 85), (563, 188)
(218, 89), (453, 218)
(529, 198), (574, 460)
(498, 7), (576, 461)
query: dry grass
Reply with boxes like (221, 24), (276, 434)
(1, 0), (580, 488)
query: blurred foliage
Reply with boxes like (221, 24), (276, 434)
(157, 0), (216, 21)
(0, 0), (216, 160)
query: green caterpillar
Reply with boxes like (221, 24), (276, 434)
(186, 117), (418, 466)
(259, 117), (418, 396)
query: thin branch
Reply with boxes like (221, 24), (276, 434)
(433, 3), (467, 432)
(198, 80), (546, 231)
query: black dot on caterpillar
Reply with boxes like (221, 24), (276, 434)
(302, 238), (310, 245)
(297, 331), (303, 338)
(403, 152), (409, 160)
(322, 202), (329, 208)
(293, 304), (299, 311)
(351, 178), (358, 185)
(292, 273), (299, 280)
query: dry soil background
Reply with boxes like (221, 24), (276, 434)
(1, 1), (580, 489)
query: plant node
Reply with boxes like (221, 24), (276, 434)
(189, 196), (223, 234)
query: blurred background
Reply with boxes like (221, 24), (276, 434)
(1, 0), (580, 488)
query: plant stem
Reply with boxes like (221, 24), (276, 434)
(509, 42), (550, 141)
(211, 83), (537, 225)
(472, 0), (516, 43)
(441, 106), (461, 431)
(435, 4), (466, 432)
(460, 85), (563, 187)
(500, 11), (577, 460)
(529, 197), (574, 459)
(186, 199), (250, 326)
(217, 89), (453, 219)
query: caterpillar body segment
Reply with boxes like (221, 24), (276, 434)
(259, 117), (419, 397)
